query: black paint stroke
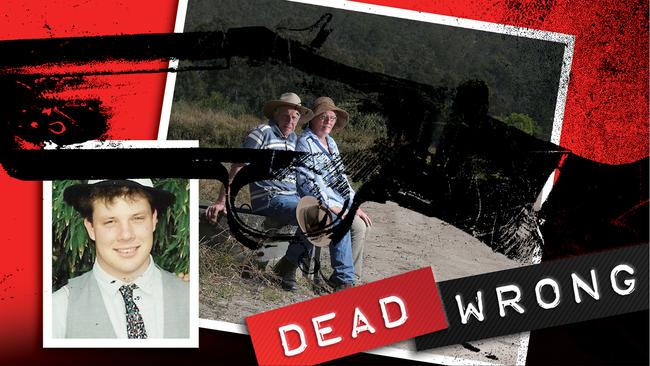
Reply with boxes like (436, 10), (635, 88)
(0, 76), (109, 147)
(526, 154), (649, 365)
(0, 26), (642, 259)
(0, 27), (564, 256)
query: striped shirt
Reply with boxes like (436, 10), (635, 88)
(243, 121), (298, 211)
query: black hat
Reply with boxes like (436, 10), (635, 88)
(63, 179), (175, 213)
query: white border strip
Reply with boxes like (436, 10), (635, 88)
(199, 318), (248, 335)
(157, 0), (189, 141)
(291, 0), (573, 42)
(42, 140), (200, 348)
(551, 38), (574, 144)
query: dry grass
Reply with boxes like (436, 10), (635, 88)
(330, 128), (384, 155)
(198, 233), (317, 323)
(170, 100), (384, 153)
(169, 101), (262, 148)
(199, 178), (251, 209)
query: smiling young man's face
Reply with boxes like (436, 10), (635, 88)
(84, 194), (157, 282)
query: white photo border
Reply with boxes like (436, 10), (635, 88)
(42, 139), (200, 348)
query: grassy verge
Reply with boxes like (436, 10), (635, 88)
(169, 101), (261, 148)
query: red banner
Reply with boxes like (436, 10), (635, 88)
(247, 267), (447, 365)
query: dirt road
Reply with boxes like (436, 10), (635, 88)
(200, 201), (527, 364)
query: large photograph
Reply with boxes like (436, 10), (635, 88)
(0, 0), (646, 364)
(168, 0), (569, 363)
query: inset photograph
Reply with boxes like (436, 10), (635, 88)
(43, 142), (199, 348)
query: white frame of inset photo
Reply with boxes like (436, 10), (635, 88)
(42, 139), (200, 348)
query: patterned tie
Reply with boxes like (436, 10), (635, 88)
(119, 284), (148, 339)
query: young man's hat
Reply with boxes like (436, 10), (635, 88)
(63, 179), (175, 213)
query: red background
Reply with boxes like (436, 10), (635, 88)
(0, 0), (647, 364)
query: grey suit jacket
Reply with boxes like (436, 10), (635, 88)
(65, 268), (189, 338)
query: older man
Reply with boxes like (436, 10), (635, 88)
(205, 92), (313, 223)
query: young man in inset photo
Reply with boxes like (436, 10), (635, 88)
(52, 179), (189, 339)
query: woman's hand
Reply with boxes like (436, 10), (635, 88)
(356, 208), (373, 227)
(329, 206), (372, 227)
(329, 206), (343, 216)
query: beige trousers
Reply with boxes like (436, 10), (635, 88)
(350, 215), (368, 280)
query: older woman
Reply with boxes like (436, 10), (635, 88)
(279, 97), (371, 291)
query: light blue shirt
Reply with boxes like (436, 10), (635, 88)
(295, 128), (355, 210)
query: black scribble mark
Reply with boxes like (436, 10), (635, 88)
(0, 22), (645, 270)
(485, 353), (499, 360)
(462, 342), (481, 352)
(0, 76), (109, 148)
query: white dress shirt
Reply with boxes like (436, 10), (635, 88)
(53, 256), (165, 338)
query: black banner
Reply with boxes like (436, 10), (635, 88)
(416, 244), (649, 350)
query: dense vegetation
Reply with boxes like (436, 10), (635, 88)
(170, 0), (565, 148)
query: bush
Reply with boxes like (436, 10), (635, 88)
(498, 112), (541, 137)
(336, 100), (387, 135)
(51, 179), (190, 291)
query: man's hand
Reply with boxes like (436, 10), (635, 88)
(205, 200), (227, 223)
(205, 163), (243, 224)
(356, 207), (373, 227)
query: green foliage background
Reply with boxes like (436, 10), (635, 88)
(51, 179), (190, 291)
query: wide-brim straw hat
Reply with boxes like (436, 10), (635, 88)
(64, 179), (175, 213)
(262, 92), (314, 124)
(310, 96), (349, 130)
(296, 196), (332, 247)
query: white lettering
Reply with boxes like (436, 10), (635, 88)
(312, 312), (342, 347)
(279, 324), (307, 357)
(572, 270), (600, 303)
(379, 296), (408, 328)
(496, 285), (525, 317)
(455, 291), (485, 324)
(351, 307), (376, 338)
(535, 278), (561, 309)
(610, 264), (636, 295)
